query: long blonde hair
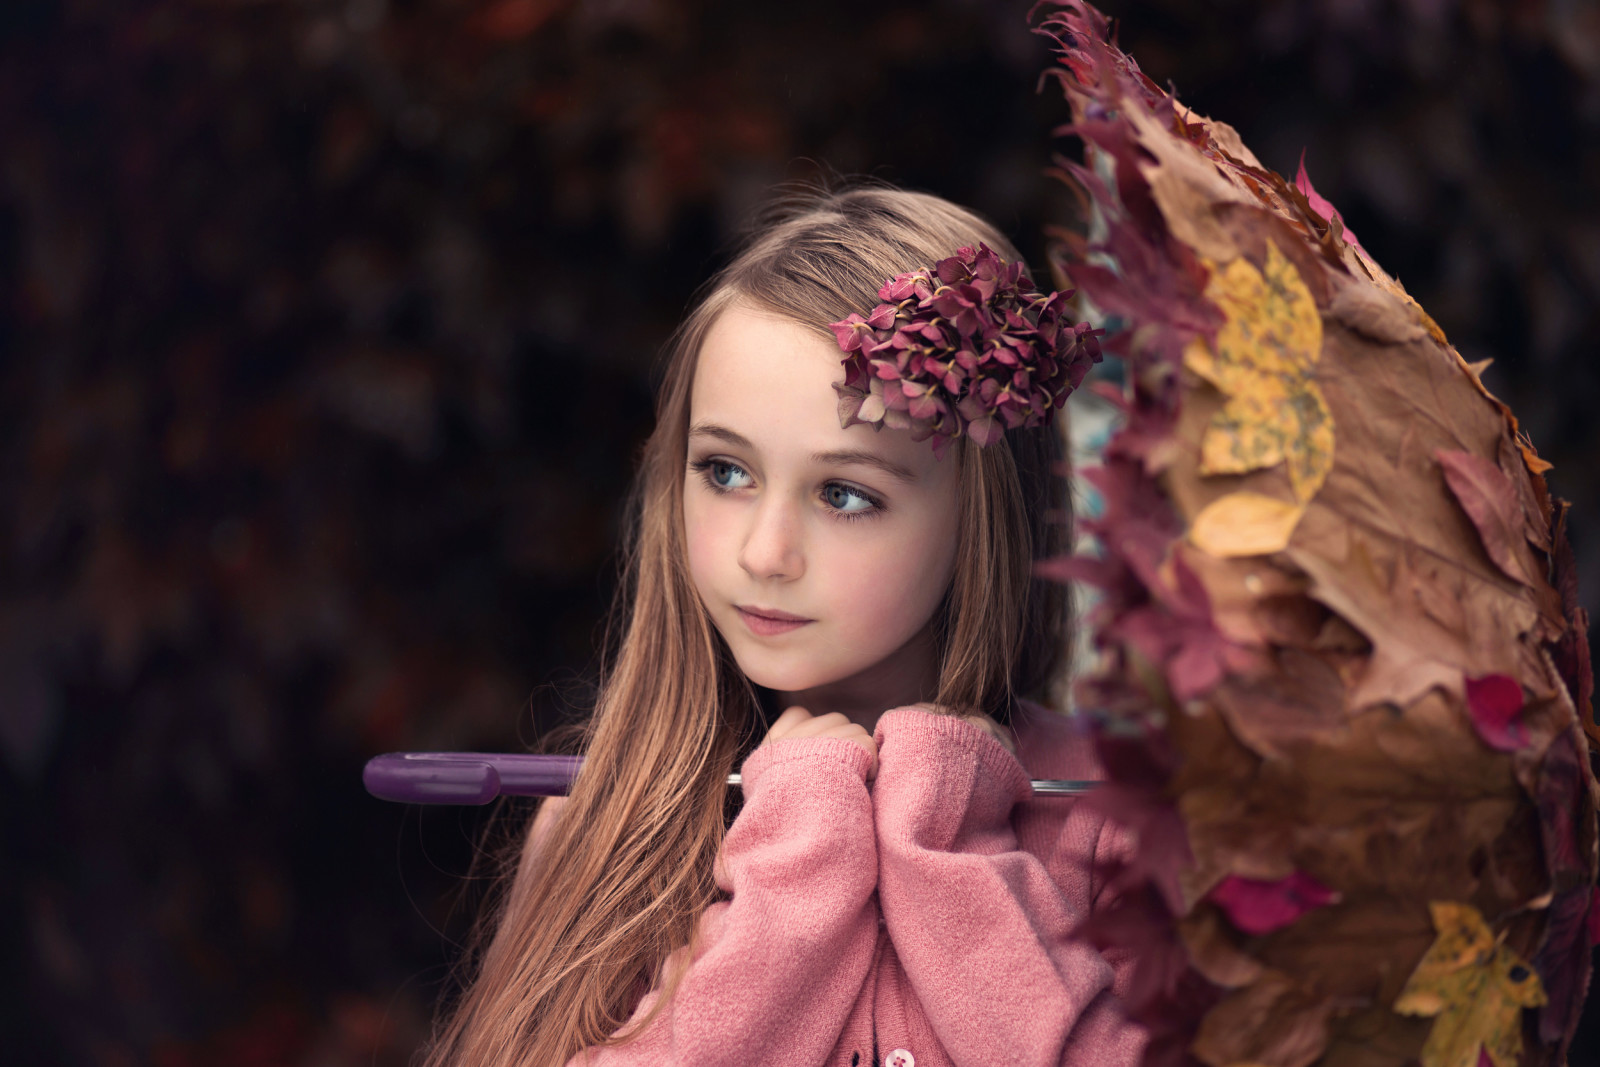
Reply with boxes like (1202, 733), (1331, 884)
(424, 184), (1070, 1067)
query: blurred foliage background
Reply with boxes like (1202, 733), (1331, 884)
(4, 0), (1598, 1063)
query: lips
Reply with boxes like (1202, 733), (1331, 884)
(735, 605), (813, 636)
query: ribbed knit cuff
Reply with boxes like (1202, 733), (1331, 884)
(739, 735), (874, 800)
(874, 706), (1031, 801)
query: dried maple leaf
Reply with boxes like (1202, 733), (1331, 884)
(1285, 507), (1538, 712)
(1393, 901), (1547, 1067)
(1183, 238), (1332, 505)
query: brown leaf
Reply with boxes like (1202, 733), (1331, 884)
(1253, 896), (1436, 1006)
(1117, 94), (1257, 264)
(1191, 969), (1336, 1067)
(1497, 433), (1551, 554)
(1286, 522), (1510, 710)
(1208, 645), (1350, 758)
(1325, 282), (1426, 345)
(1175, 545), (1310, 648)
(1316, 1005), (1434, 1067)
(1179, 905), (1266, 989)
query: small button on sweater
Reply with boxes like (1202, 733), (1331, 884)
(561, 702), (1147, 1067)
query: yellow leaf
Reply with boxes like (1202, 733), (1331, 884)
(1393, 901), (1547, 1067)
(1184, 239), (1334, 503)
(1190, 493), (1305, 557)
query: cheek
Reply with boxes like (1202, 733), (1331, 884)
(824, 519), (958, 642)
(682, 491), (719, 594)
(683, 487), (745, 605)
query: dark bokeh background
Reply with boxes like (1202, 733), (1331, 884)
(5, 0), (1597, 1063)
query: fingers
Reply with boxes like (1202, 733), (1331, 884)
(858, 738), (878, 780)
(765, 705), (814, 742)
(787, 711), (853, 740)
(761, 706), (878, 779)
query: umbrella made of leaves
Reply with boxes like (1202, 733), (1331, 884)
(1032, 4), (1599, 1067)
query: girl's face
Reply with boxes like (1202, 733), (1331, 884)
(683, 303), (962, 703)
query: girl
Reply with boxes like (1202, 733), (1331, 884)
(424, 185), (1145, 1067)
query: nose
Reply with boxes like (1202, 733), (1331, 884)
(738, 493), (805, 582)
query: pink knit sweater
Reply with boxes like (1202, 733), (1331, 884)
(561, 703), (1147, 1067)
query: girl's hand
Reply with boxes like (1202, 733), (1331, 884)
(906, 701), (1017, 759)
(763, 706), (878, 780)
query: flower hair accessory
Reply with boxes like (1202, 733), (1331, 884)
(828, 242), (1104, 456)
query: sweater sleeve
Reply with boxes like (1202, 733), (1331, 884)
(571, 736), (880, 1067)
(871, 708), (1145, 1067)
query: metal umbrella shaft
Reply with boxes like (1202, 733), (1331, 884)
(364, 752), (1098, 805)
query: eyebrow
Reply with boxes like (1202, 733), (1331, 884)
(688, 422), (918, 484)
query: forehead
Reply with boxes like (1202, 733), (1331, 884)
(689, 304), (943, 473)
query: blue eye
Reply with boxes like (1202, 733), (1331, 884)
(822, 483), (880, 517)
(691, 458), (753, 491)
(708, 461), (752, 489)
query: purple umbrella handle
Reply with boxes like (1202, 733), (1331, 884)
(363, 752), (1096, 804)
(363, 753), (584, 805)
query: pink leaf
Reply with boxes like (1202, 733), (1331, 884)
(1465, 673), (1528, 751)
(1209, 870), (1340, 935)
(1294, 150), (1369, 260)
(1436, 449), (1532, 586)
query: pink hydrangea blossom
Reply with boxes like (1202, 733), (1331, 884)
(829, 243), (1103, 456)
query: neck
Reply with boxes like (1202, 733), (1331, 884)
(775, 620), (941, 733)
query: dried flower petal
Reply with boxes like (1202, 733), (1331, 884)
(1464, 674), (1528, 752)
(1208, 871), (1339, 936)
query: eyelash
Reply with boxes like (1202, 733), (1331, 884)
(688, 458), (885, 522)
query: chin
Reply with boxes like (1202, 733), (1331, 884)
(734, 659), (825, 694)
(727, 644), (847, 695)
